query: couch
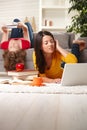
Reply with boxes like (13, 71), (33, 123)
(0, 32), (87, 72)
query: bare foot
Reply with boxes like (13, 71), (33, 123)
(73, 40), (86, 51)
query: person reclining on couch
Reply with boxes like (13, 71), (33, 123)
(33, 30), (85, 83)
(0, 22), (31, 71)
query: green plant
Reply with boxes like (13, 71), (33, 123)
(66, 0), (87, 37)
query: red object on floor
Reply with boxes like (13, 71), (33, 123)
(16, 63), (24, 71)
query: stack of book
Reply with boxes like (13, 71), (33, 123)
(7, 69), (39, 81)
(0, 70), (39, 85)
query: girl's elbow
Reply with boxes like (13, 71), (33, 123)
(72, 56), (78, 63)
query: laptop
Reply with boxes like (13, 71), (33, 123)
(61, 63), (87, 86)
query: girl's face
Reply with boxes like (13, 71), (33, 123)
(41, 35), (55, 54)
(8, 39), (21, 52)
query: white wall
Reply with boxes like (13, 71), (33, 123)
(0, 0), (39, 32)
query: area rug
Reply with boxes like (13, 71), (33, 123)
(0, 83), (87, 94)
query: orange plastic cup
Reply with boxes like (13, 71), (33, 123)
(32, 77), (43, 86)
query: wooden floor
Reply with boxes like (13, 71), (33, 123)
(0, 93), (87, 130)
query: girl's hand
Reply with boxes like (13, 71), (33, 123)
(55, 39), (60, 51)
(2, 26), (8, 33)
(17, 22), (27, 31)
(54, 78), (61, 83)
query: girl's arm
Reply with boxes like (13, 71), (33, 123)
(55, 39), (78, 63)
(55, 39), (69, 57)
(42, 77), (61, 83)
(39, 73), (61, 83)
(17, 22), (30, 42)
(1, 26), (9, 42)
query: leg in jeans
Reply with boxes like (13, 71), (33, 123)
(61, 40), (86, 68)
(61, 44), (80, 68)
(71, 44), (80, 62)
(71, 39), (86, 62)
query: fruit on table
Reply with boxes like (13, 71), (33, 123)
(16, 63), (24, 71)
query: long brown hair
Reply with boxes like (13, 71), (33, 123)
(3, 49), (26, 71)
(34, 31), (55, 73)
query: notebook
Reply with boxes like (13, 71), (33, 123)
(61, 63), (87, 86)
